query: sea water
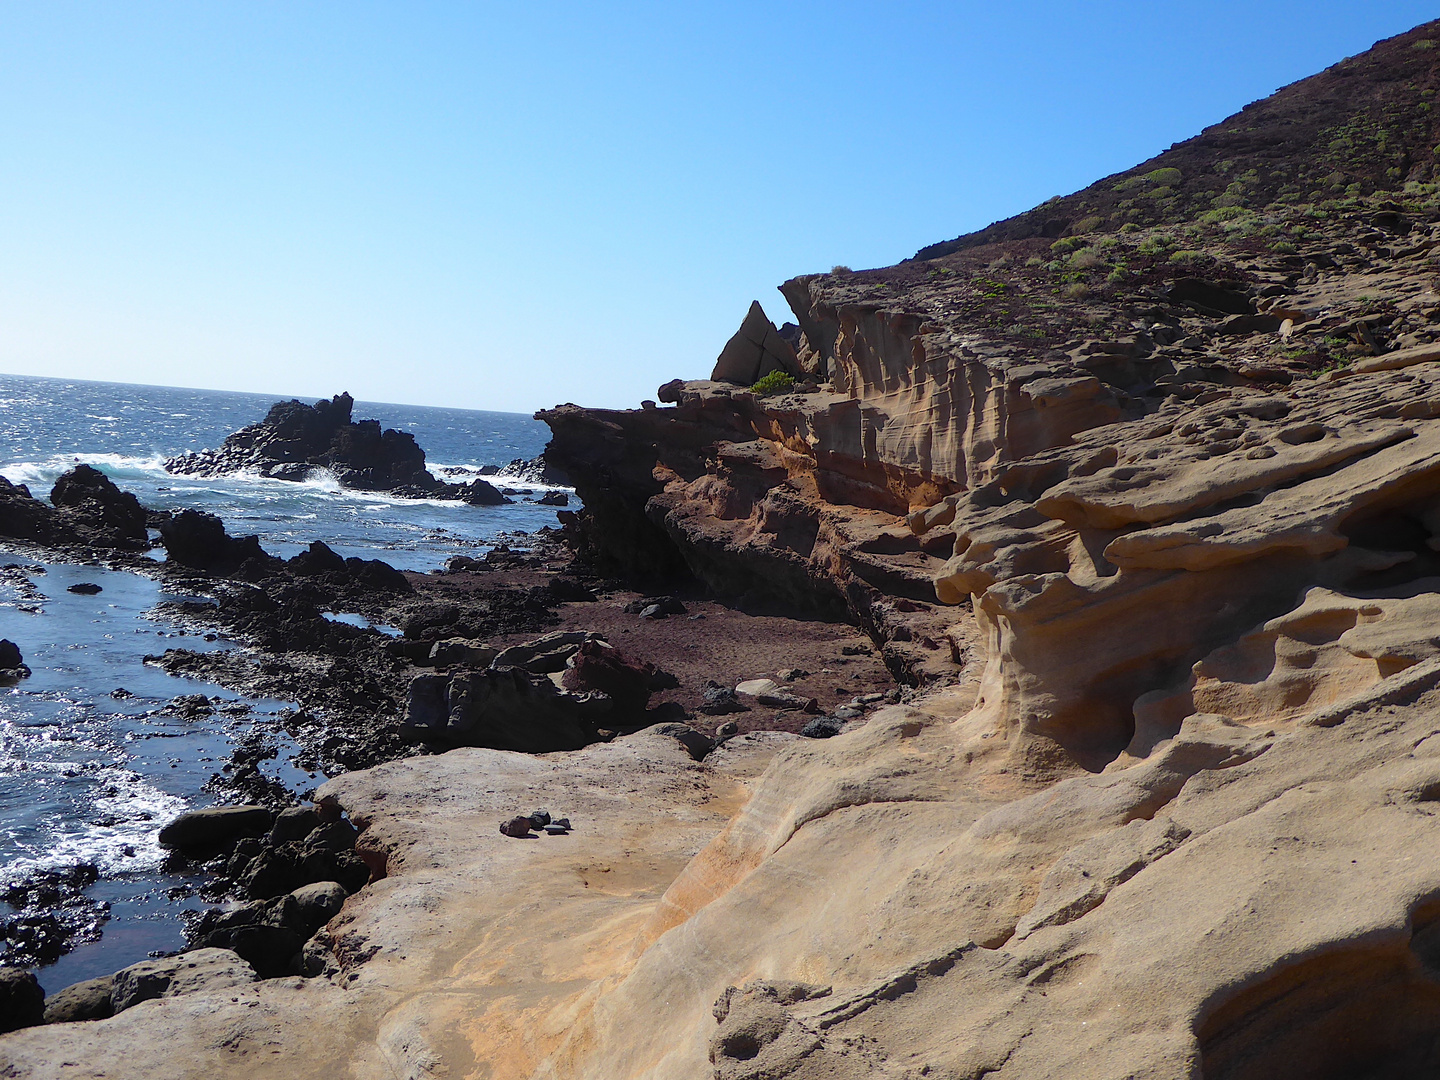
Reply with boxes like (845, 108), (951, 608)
(0, 373), (569, 988)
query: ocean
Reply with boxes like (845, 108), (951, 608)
(0, 373), (565, 989)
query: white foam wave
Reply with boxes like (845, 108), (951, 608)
(0, 765), (188, 879)
(1, 453), (174, 489)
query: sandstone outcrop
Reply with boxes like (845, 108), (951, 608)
(164, 392), (508, 504)
(711, 301), (804, 386)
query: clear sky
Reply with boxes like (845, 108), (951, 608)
(1, 2), (1436, 414)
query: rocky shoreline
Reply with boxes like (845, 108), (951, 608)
(0, 436), (901, 1027)
(15, 19), (1440, 1080)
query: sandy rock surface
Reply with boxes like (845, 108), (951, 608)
(0, 728), (793, 1079)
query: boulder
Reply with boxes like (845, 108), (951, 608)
(712, 301), (802, 385)
(492, 630), (598, 673)
(343, 556), (411, 593)
(288, 881), (348, 929)
(237, 830), (368, 901)
(799, 716), (845, 739)
(267, 806), (319, 845)
(188, 895), (310, 978)
(48, 464), (148, 547)
(0, 476), (62, 544)
(1166, 277), (1255, 315)
(428, 638), (498, 668)
(499, 815), (533, 838)
(622, 596), (687, 617)
(0, 968), (44, 1033)
(287, 540), (347, 576)
(42, 976), (113, 1024)
(157, 805), (273, 854)
(698, 681), (749, 715)
(560, 639), (656, 715)
(400, 666), (612, 752)
(459, 478), (508, 505)
(111, 949), (257, 1012)
(653, 723), (714, 761)
(158, 510), (270, 572)
(0, 638), (25, 672)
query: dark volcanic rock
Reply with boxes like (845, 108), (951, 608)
(159, 510), (273, 573)
(49, 464), (148, 548)
(158, 805), (274, 855)
(400, 666), (612, 752)
(559, 639), (655, 715)
(0, 638), (25, 672)
(0, 467), (150, 550)
(1, 864), (106, 967)
(164, 392), (509, 504)
(0, 968), (44, 1032)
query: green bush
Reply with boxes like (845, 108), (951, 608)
(1074, 214), (1106, 234)
(1169, 250), (1208, 266)
(750, 371), (796, 397)
(1119, 222), (1142, 233)
(1199, 206), (1252, 225)
(1049, 237), (1082, 254)
(1145, 167), (1183, 186)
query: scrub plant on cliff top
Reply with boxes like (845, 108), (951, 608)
(750, 371), (795, 397)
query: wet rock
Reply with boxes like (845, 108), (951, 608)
(111, 948), (258, 1012)
(1, 865), (107, 967)
(158, 510), (271, 573)
(48, 464), (149, 548)
(164, 392), (508, 503)
(267, 807), (320, 845)
(343, 556), (411, 594)
(188, 894), (314, 978)
(237, 826), (369, 900)
(0, 968), (44, 1033)
(66, 582), (102, 594)
(537, 491), (569, 506)
(158, 805), (274, 855)
(0, 476), (66, 544)
(42, 976), (114, 1024)
(0, 638), (28, 678)
(287, 540), (347, 576)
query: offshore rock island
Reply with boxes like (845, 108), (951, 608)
(12, 18), (1440, 1080)
(165, 392), (509, 504)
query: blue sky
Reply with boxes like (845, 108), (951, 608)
(1, 2), (1436, 413)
